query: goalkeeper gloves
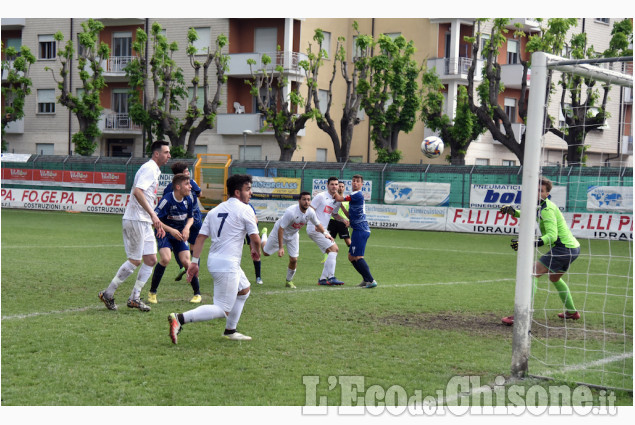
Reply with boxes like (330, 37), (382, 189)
(511, 238), (544, 251)
(500, 205), (516, 216)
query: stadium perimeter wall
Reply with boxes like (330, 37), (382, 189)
(1, 156), (632, 241)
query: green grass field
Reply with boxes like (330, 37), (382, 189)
(1, 208), (632, 408)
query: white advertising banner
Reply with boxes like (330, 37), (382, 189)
(446, 207), (520, 236)
(1, 187), (137, 214)
(312, 179), (372, 201)
(470, 184), (567, 210)
(365, 204), (447, 230)
(384, 181), (451, 206)
(586, 186), (633, 212)
(567, 212), (632, 240)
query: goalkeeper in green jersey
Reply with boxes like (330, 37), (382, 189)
(500, 177), (581, 326)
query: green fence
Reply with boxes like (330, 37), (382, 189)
(230, 160), (633, 213)
(2, 155), (632, 214)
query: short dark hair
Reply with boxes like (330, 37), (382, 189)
(299, 191), (311, 199)
(150, 140), (169, 153)
(172, 173), (190, 187)
(352, 174), (363, 182)
(540, 177), (553, 192)
(227, 174), (252, 197)
(171, 161), (189, 175)
(327, 176), (339, 184)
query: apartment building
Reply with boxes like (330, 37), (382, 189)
(2, 18), (631, 166)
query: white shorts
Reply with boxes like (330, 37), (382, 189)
(211, 269), (251, 312)
(307, 228), (335, 253)
(122, 219), (157, 261)
(263, 231), (300, 258)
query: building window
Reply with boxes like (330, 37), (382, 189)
(504, 98), (517, 123)
(595, 18), (610, 24)
(6, 37), (21, 51)
(37, 89), (56, 114)
(316, 148), (327, 162)
(240, 145), (261, 161)
(507, 39), (519, 64)
(480, 34), (490, 59)
(502, 160), (516, 166)
(194, 145), (207, 156)
(322, 31), (331, 59)
(36, 143), (54, 155)
(188, 87), (206, 111)
(475, 158), (489, 166)
(38, 34), (55, 59)
(317, 89), (329, 114)
(192, 27), (211, 55)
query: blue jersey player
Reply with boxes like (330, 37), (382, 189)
(333, 174), (377, 289)
(163, 161), (203, 282)
(148, 173), (202, 303)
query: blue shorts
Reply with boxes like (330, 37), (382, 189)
(539, 246), (580, 273)
(349, 229), (370, 257)
(157, 235), (189, 254)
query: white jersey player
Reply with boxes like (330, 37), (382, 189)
(261, 192), (333, 288)
(168, 174), (261, 344)
(307, 176), (349, 286)
(99, 140), (171, 312)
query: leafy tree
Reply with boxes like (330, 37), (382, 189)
(467, 18), (633, 166)
(420, 68), (485, 165)
(126, 22), (229, 156)
(1, 43), (36, 151)
(526, 18), (633, 166)
(304, 24), (371, 162)
(466, 18), (528, 164)
(246, 49), (316, 161)
(359, 33), (422, 163)
(46, 19), (109, 156)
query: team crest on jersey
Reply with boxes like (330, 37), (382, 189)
(323, 206), (333, 214)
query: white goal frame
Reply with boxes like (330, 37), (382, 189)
(511, 51), (634, 379)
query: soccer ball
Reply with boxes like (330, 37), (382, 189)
(421, 136), (445, 159)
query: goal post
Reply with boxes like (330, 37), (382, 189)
(511, 51), (634, 387)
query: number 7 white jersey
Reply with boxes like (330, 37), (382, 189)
(200, 197), (259, 272)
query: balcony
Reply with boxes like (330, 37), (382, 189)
(216, 112), (305, 136)
(227, 51), (308, 81)
(4, 118), (24, 134)
(500, 63), (531, 89)
(506, 19), (541, 33)
(427, 57), (483, 82)
(1, 18), (26, 29)
(101, 56), (135, 81)
(1, 60), (24, 82)
(99, 112), (141, 133)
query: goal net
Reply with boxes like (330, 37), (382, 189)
(512, 52), (633, 391)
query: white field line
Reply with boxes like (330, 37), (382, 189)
(0, 278), (512, 321)
(428, 352), (634, 406)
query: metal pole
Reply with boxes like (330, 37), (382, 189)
(511, 51), (548, 379)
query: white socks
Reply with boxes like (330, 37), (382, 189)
(286, 268), (296, 282)
(130, 263), (153, 300)
(226, 292), (250, 330)
(321, 252), (337, 279)
(183, 304), (226, 323)
(105, 260), (137, 297)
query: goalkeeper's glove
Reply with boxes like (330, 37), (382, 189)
(500, 205), (516, 216)
(535, 238), (545, 247)
(510, 239), (518, 251)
